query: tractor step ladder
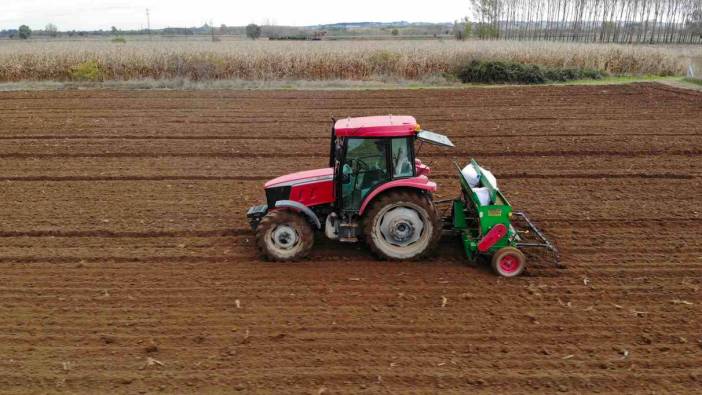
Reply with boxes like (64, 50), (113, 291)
(339, 222), (359, 243)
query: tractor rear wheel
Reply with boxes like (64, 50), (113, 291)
(491, 247), (526, 277)
(256, 210), (314, 261)
(363, 190), (441, 260)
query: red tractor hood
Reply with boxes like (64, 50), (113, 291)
(265, 168), (334, 189)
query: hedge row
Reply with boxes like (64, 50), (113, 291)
(456, 60), (604, 84)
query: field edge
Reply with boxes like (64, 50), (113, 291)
(0, 75), (684, 92)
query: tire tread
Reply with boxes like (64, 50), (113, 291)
(255, 210), (314, 262)
(362, 190), (441, 260)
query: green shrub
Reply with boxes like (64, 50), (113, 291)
(456, 60), (544, 84)
(246, 24), (261, 40)
(544, 67), (603, 81)
(70, 60), (103, 81)
(18, 25), (31, 39)
(456, 60), (604, 84)
(111, 36), (126, 44)
(581, 68), (605, 79)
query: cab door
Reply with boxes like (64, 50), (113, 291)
(339, 138), (390, 213)
(337, 137), (416, 213)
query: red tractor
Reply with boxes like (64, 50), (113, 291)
(247, 115), (454, 261)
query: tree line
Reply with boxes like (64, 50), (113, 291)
(465, 0), (702, 43)
(0, 23), (268, 40)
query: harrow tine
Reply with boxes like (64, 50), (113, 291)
(513, 211), (562, 269)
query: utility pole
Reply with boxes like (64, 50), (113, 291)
(146, 8), (151, 37)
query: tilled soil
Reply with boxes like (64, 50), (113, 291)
(0, 83), (700, 394)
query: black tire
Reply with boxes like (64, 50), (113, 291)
(255, 210), (314, 261)
(491, 247), (526, 277)
(363, 190), (441, 260)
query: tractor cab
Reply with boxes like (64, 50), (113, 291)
(333, 116), (420, 212)
(328, 116), (454, 240)
(338, 137), (412, 212)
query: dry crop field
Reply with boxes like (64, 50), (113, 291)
(0, 83), (700, 393)
(1, 38), (700, 82)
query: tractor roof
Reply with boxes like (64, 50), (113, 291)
(334, 115), (418, 138)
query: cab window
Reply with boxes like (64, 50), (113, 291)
(391, 138), (414, 178)
(341, 138), (389, 211)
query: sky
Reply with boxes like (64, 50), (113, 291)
(1, 0), (470, 31)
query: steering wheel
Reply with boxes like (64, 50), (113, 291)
(350, 158), (370, 173)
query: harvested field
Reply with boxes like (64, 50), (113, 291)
(0, 83), (700, 393)
(0, 40), (698, 82)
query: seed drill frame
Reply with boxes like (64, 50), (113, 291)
(442, 159), (561, 272)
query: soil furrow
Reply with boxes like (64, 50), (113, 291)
(0, 84), (699, 394)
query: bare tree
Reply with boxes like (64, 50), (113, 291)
(465, 0), (702, 44)
(45, 23), (58, 38)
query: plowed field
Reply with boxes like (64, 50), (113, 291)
(0, 83), (700, 394)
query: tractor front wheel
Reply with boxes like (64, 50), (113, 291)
(255, 210), (314, 261)
(363, 190), (441, 260)
(491, 247), (526, 277)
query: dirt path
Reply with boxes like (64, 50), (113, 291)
(0, 83), (700, 394)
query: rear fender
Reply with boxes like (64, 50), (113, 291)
(358, 177), (437, 216)
(274, 200), (321, 229)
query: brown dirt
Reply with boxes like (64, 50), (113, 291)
(0, 82), (700, 394)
